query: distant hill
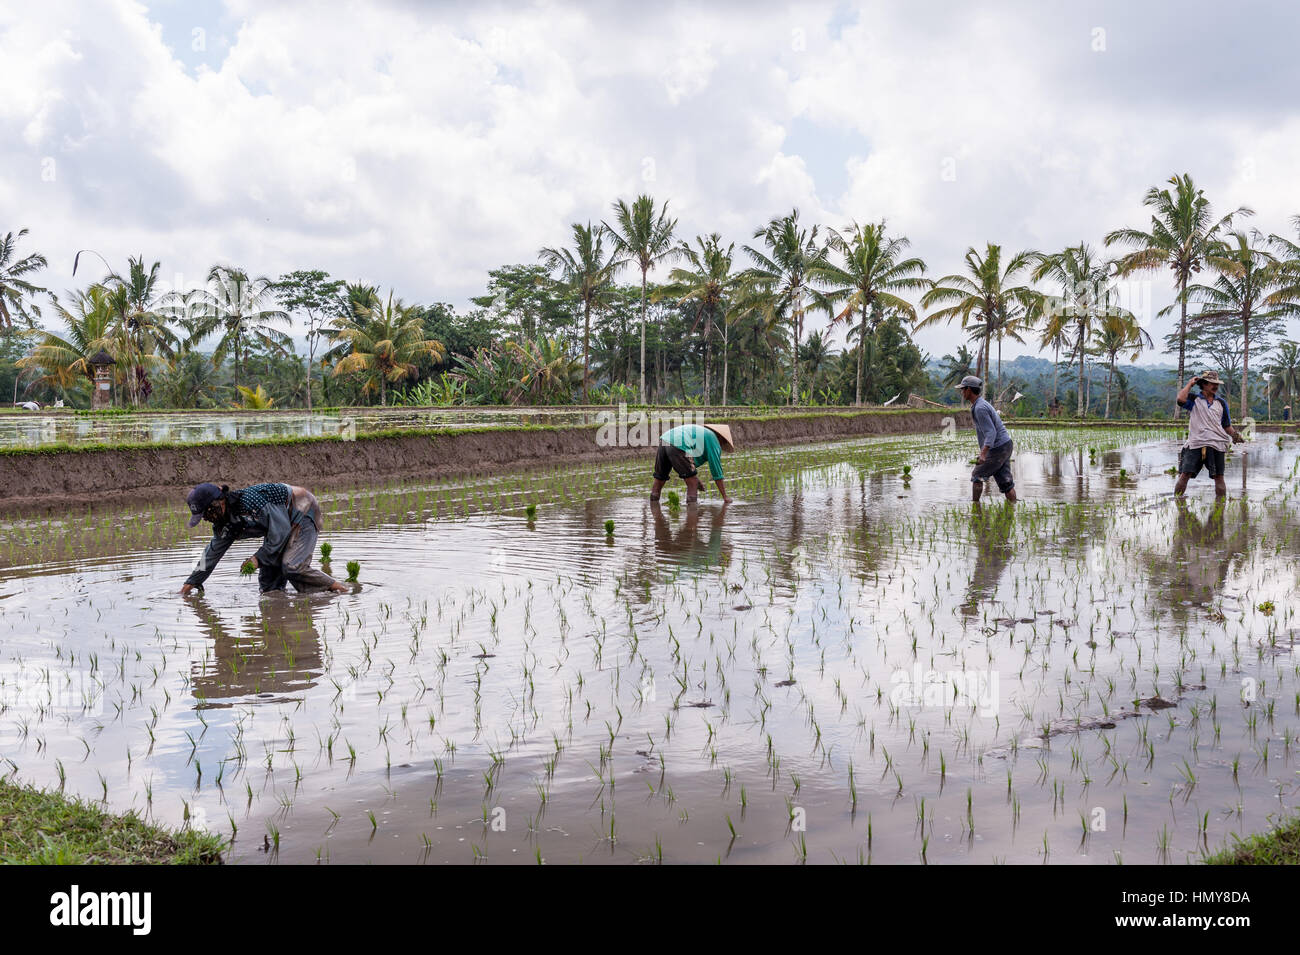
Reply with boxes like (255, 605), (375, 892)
(924, 355), (1181, 417)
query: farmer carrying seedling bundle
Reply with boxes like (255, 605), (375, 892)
(957, 375), (1017, 503)
(179, 482), (349, 596)
(1174, 371), (1244, 498)
(650, 423), (733, 504)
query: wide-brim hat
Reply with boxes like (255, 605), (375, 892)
(703, 423), (735, 452)
(1196, 371), (1225, 386)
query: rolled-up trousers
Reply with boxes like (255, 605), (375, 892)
(258, 491), (339, 592)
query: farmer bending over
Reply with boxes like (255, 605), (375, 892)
(651, 423), (733, 504)
(957, 375), (1017, 503)
(1174, 371), (1244, 498)
(180, 482), (349, 596)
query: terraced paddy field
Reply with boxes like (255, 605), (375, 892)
(2, 425), (1298, 864)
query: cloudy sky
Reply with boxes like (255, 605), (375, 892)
(4, 0), (1300, 363)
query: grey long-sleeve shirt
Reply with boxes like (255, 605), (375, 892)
(971, 397), (1011, 451)
(185, 483), (302, 588)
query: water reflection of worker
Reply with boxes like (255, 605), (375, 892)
(959, 502), (1015, 617)
(649, 500), (731, 567)
(184, 594), (325, 701)
(650, 423), (733, 504)
(180, 482), (348, 596)
(1172, 497), (1236, 600)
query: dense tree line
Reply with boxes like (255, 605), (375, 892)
(3, 172), (1299, 417)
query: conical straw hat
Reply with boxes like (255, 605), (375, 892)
(703, 423), (735, 452)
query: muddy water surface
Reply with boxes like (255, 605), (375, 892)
(2, 427), (1298, 864)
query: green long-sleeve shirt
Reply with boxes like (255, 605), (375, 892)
(660, 424), (724, 480)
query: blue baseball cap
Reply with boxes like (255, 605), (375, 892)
(186, 483), (224, 526)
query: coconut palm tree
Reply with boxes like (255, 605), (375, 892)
(742, 209), (832, 406)
(1186, 229), (1283, 420)
(1264, 341), (1300, 417)
(1089, 311), (1150, 418)
(0, 229), (48, 329)
(515, 337), (585, 404)
(1263, 219), (1300, 417)
(819, 221), (928, 406)
(1105, 174), (1251, 404)
(660, 233), (742, 405)
(539, 222), (620, 402)
(16, 284), (117, 400)
(102, 256), (177, 406)
(604, 195), (678, 405)
(331, 290), (445, 406)
(938, 344), (976, 388)
(1031, 243), (1122, 418)
(1037, 307), (1074, 408)
(799, 329), (834, 395)
(919, 243), (1036, 402)
(187, 265), (291, 390)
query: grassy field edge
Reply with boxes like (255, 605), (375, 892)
(0, 779), (225, 865)
(1203, 814), (1300, 865)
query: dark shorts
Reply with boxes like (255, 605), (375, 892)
(654, 443), (698, 481)
(1179, 446), (1227, 479)
(971, 439), (1015, 493)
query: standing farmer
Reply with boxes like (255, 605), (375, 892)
(180, 482), (349, 595)
(650, 423), (733, 504)
(1174, 371), (1244, 497)
(957, 375), (1017, 502)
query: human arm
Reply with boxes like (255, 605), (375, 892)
(182, 523), (239, 592)
(972, 403), (993, 457)
(704, 431), (725, 481)
(714, 478), (730, 503)
(1176, 376), (1197, 407)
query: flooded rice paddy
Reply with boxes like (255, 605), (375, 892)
(2, 425), (1300, 864)
(0, 404), (770, 449)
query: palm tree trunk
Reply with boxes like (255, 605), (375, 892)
(1105, 357), (1115, 419)
(856, 303), (866, 406)
(1077, 318), (1086, 417)
(638, 270), (647, 405)
(1051, 340), (1060, 403)
(996, 334), (1002, 403)
(582, 299), (591, 402)
(703, 313), (711, 405)
(789, 305), (798, 405)
(722, 319), (729, 408)
(1241, 307), (1251, 422)
(1176, 278), (1188, 416)
(380, 376), (386, 407)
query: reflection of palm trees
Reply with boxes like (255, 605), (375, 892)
(186, 595), (325, 705)
(959, 503), (1015, 617)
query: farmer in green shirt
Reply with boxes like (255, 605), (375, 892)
(651, 423), (733, 503)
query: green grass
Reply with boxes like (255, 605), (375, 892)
(1204, 814), (1300, 865)
(0, 780), (225, 864)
